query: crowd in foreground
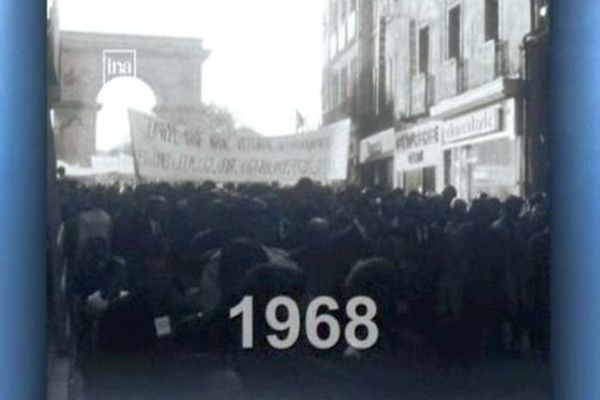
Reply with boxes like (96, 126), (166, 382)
(52, 177), (550, 397)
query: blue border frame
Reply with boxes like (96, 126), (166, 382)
(0, 0), (599, 398)
(0, 1), (47, 398)
(552, 0), (600, 399)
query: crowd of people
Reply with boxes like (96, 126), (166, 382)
(52, 176), (550, 397)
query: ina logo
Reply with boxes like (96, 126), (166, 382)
(103, 49), (136, 84)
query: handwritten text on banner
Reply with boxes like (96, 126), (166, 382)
(128, 110), (351, 184)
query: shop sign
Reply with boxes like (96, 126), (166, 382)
(395, 121), (443, 170)
(359, 128), (395, 163)
(442, 105), (502, 143)
(396, 122), (440, 152)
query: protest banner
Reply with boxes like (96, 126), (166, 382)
(128, 110), (350, 185)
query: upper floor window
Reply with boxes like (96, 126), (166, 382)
(350, 58), (359, 94)
(448, 5), (461, 60)
(485, 0), (500, 42)
(331, 0), (338, 30)
(419, 26), (430, 74)
(332, 71), (339, 106)
(341, 67), (349, 100)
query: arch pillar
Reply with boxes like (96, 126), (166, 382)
(52, 101), (102, 167)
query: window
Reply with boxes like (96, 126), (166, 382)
(387, 57), (395, 101)
(350, 58), (358, 95)
(331, 0), (338, 30)
(329, 31), (337, 58)
(448, 5), (461, 60)
(331, 71), (339, 106)
(419, 27), (430, 74)
(485, 0), (499, 42)
(409, 20), (417, 76)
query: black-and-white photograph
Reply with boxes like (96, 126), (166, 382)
(46, 1), (551, 399)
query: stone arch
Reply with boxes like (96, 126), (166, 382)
(53, 31), (210, 166)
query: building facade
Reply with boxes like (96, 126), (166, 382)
(323, 0), (550, 199)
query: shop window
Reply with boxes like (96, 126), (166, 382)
(485, 0), (499, 42)
(419, 26), (430, 74)
(444, 150), (452, 186)
(385, 158), (394, 188)
(448, 5), (461, 60)
(447, 138), (518, 200)
(423, 167), (436, 194)
(403, 170), (423, 194)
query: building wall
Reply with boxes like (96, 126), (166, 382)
(322, 0), (375, 128)
(343, 0), (544, 197)
(388, 0), (531, 118)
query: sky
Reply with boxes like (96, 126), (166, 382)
(56, 0), (324, 146)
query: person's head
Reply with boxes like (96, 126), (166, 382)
(56, 166), (66, 179)
(344, 258), (406, 328)
(295, 177), (315, 195)
(450, 198), (468, 222)
(307, 217), (330, 240)
(242, 262), (306, 306)
(528, 192), (546, 209)
(381, 192), (404, 219)
(487, 197), (502, 222)
(468, 198), (490, 225)
(241, 261), (306, 348)
(219, 238), (269, 300)
(201, 180), (217, 191)
(403, 193), (423, 220)
(529, 203), (549, 232)
(426, 195), (448, 225)
(503, 195), (524, 221)
(354, 196), (380, 228)
(442, 185), (458, 205)
(146, 195), (167, 221)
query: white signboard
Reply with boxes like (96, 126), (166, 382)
(359, 128), (396, 164)
(441, 104), (502, 143)
(128, 110), (350, 185)
(395, 121), (442, 170)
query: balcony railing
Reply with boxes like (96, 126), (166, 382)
(409, 73), (435, 116)
(495, 40), (509, 78)
(457, 58), (468, 94)
(426, 73), (436, 107)
(469, 39), (508, 89)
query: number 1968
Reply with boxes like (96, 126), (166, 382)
(230, 296), (379, 350)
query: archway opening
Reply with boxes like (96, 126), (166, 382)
(96, 77), (157, 152)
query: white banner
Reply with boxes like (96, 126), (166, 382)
(128, 110), (350, 185)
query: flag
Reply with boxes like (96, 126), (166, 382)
(296, 109), (306, 132)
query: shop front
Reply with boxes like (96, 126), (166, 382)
(441, 98), (522, 200)
(359, 128), (396, 188)
(395, 121), (443, 195)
